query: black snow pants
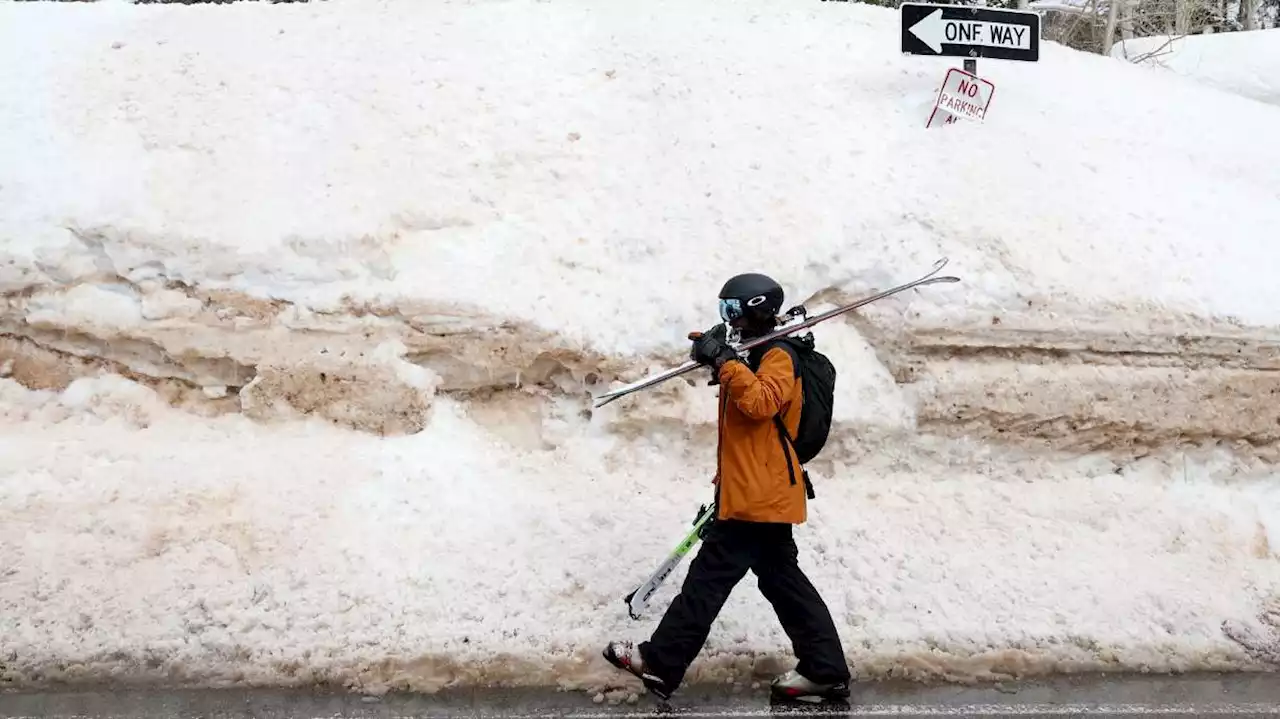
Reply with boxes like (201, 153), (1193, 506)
(638, 518), (850, 691)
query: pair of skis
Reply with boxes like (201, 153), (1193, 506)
(614, 258), (961, 619)
(594, 257), (960, 409)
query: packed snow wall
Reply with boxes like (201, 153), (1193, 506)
(3, 0), (1280, 697)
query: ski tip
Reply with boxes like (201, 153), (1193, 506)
(912, 275), (961, 289)
(624, 589), (644, 619)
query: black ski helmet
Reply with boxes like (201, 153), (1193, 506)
(718, 272), (784, 326)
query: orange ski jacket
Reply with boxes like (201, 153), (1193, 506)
(712, 345), (807, 524)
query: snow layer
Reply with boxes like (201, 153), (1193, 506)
(3, 377), (1279, 694)
(1110, 29), (1280, 107)
(3, 0), (1280, 697)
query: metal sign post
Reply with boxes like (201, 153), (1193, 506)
(900, 2), (1040, 128)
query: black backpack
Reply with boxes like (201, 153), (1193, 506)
(751, 334), (836, 499)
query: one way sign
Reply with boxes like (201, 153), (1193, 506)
(901, 2), (1041, 62)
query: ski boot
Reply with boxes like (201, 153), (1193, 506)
(602, 640), (674, 700)
(769, 669), (851, 704)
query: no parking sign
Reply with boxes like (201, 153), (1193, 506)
(926, 67), (995, 128)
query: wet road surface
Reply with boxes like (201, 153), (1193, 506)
(3, 672), (1280, 718)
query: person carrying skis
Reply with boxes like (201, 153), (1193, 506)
(603, 272), (852, 703)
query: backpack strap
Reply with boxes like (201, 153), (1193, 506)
(749, 338), (800, 378)
(759, 340), (816, 500)
(773, 416), (814, 499)
(774, 415), (798, 490)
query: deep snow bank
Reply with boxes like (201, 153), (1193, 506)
(3, 378), (1279, 695)
(3, 0), (1280, 696)
(1110, 28), (1280, 107)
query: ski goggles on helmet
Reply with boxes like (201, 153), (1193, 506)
(719, 298), (743, 323)
(720, 294), (771, 322)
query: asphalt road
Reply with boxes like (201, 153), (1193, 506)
(3, 672), (1280, 718)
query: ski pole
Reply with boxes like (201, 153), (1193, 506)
(624, 502), (717, 620)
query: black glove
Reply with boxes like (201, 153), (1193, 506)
(694, 503), (715, 539)
(688, 324), (739, 369)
